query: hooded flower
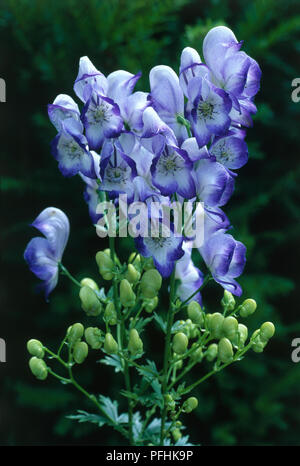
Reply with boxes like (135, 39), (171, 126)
(51, 118), (96, 179)
(194, 158), (235, 207)
(175, 243), (204, 304)
(24, 207), (70, 300)
(149, 65), (188, 144)
(135, 223), (184, 277)
(99, 135), (137, 202)
(199, 231), (246, 296)
(186, 76), (232, 147)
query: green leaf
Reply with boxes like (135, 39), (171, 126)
(154, 312), (167, 333)
(67, 410), (107, 427)
(98, 354), (124, 373)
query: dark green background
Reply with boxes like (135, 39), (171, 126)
(1, 0), (300, 445)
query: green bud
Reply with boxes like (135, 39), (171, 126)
(222, 316), (239, 341)
(80, 277), (99, 291)
(104, 333), (118, 354)
(221, 290), (236, 311)
(104, 302), (117, 325)
(125, 264), (141, 284)
(140, 269), (162, 299)
(164, 394), (175, 411)
(210, 313), (225, 339)
(189, 343), (203, 363)
(239, 298), (257, 318)
(187, 301), (204, 325)
(251, 330), (266, 353)
(174, 359), (183, 370)
(73, 341), (89, 364)
(79, 286), (102, 316)
(27, 339), (44, 358)
(260, 322), (275, 342)
(67, 323), (84, 345)
(128, 329), (143, 355)
(120, 279), (136, 308)
(129, 253), (142, 271)
(218, 337), (234, 363)
(206, 343), (218, 361)
(205, 313), (213, 331)
(144, 296), (158, 313)
(184, 396), (198, 413)
(29, 357), (48, 380)
(143, 257), (154, 271)
(172, 428), (182, 442)
(172, 332), (188, 354)
(85, 327), (102, 349)
(95, 251), (114, 280)
(234, 323), (248, 347)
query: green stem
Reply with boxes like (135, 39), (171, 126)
(178, 274), (212, 310)
(160, 269), (176, 445)
(59, 263), (82, 288)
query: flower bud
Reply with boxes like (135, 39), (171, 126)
(67, 323), (84, 345)
(239, 298), (257, 317)
(95, 251), (114, 280)
(129, 253), (142, 270)
(80, 277), (99, 291)
(218, 338), (233, 363)
(120, 279), (136, 308)
(260, 322), (275, 342)
(143, 258), (154, 271)
(73, 341), (89, 364)
(210, 313), (225, 339)
(104, 302), (117, 325)
(172, 332), (188, 354)
(205, 313), (213, 331)
(27, 339), (44, 359)
(125, 264), (141, 284)
(140, 269), (162, 299)
(79, 286), (102, 316)
(190, 344), (203, 363)
(235, 323), (248, 347)
(251, 330), (266, 353)
(164, 394), (175, 411)
(183, 396), (198, 413)
(206, 343), (218, 361)
(187, 301), (203, 325)
(29, 357), (48, 380)
(128, 329), (143, 355)
(104, 333), (118, 354)
(85, 327), (102, 349)
(221, 290), (236, 311)
(172, 428), (182, 442)
(144, 296), (158, 313)
(222, 316), (238, 341)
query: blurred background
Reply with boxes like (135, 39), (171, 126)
(1, 0), (300, 446)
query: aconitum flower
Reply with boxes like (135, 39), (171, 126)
(194, 158), (234, 207)
(175, 244), (204, 304)
(99, 136), (137, 201)
(24, 208), (70, 299)
(51, 119), (96, 178)
(209, 132), (248, 169)
(81, 89), (123, 150)
(199, 232), (246, 296)
(186, 77), (232, 147)
(149, 65), (188, 144)
(135, 226), (184, 277)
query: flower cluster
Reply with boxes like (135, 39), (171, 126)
(25, 26), (261, 300)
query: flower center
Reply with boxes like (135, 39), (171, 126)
(198, 101), (214, 119)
